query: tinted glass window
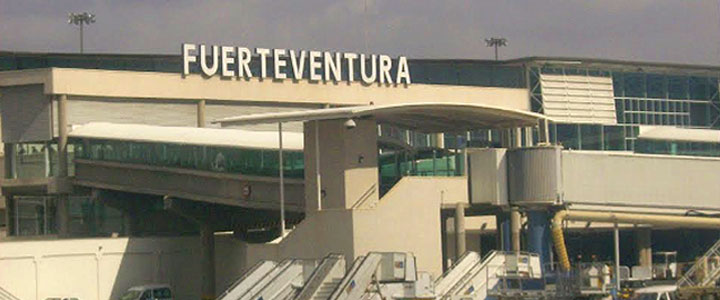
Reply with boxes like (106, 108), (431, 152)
(153, 288), (172, 299)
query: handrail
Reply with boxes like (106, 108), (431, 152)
(0, 286), (21, 300)
(678, 239), (720, 287)
(216, 260), (276, 300)
(350, 183), (378, 209)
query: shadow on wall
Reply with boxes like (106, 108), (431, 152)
(0, 236), (202, 300)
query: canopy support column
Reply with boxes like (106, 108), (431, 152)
(278, 122), (286, 237)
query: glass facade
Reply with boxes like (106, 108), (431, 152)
(7, 142), (75, 179)
(530, 64), (720, 152)
(8, 194), (126, 237)
(71, 138), (305, 179)
(378, 149), (464, 196)
(9, 196), (57, 236)
(635, 139), (720, 157)
(613, 72), (720, 128)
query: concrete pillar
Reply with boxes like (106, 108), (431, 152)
(538, 119), (550, 144)
(123, 212), (133, 236)
(302, 119), (379, 210)
(636, 227), (652, 268)
(514, 128), (522, 149)
(499, 129), (509, 148)
(4, 143), (13, 179)
(510, 206), (521, 252)
(57, 95), (68, 177)
(454, 203), (466, 258)
(200, 225), (216, 300)
(435, 133), (445, 149)
(440, 213), (448, 271)
(524, 127), (533, 147)
(56, 94), (69, 236)
(496, 212), (511, 251)
(197, 99), (206, 128)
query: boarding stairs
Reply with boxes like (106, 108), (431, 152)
(0, 286), (21, 300)
(217, 261), (278, 300)
(217, 259), (317, 300)
(221, 252), (428, 300)
(678, 238), (720, 287)
(296, 254), (347, 300)
(435, 251), (543, 300)
(328, 254), (384, 300)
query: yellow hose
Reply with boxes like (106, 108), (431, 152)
(551, 209), (720, 272)
(551, 210), (571, 271)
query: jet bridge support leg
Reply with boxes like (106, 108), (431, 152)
(636, 227), (652, 268)
(510, 206), (521, 252)
(201, 224), (216, 300)
(455, 203), (466, 258)
(496, 212), (511, 251)
(527, 210), (551, 267)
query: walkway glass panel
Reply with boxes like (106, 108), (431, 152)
(71, 138), (305, 178)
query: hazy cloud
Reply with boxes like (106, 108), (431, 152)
(1, 0), (719, 64)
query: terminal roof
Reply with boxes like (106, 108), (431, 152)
(213, 102), (546, 133)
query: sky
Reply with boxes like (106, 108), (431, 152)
(1, 0), (719, 65)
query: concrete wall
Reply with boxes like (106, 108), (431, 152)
(351, 177), (452, 277)
(239, 176), (465, 278)
(0, 237), (202, 300)
(0, 85), (52, 143)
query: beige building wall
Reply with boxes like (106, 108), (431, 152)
(0, 68), (530, 112)
(0, 237), (202, 300)
(234, 176), (469, 279)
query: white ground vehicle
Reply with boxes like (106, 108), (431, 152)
(631, 285), (678, 300)
(119, 284), (173, 300)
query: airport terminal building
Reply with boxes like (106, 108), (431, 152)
(1, 49), (720, 299)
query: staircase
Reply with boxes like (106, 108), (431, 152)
(295, 254), (346, 300)
(678, 239), (720, 287)
(217, 260), (279, 300)
(315, 278), (343, 300)
(436, 251), (543, 300)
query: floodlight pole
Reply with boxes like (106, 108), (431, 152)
(485, 37), (507, 61)
(79, 22), (84, 53)
(68, 12), (95, 54)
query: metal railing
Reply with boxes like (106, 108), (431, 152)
(678, 238), (720, 287)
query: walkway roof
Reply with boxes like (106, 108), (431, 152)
(69, 122), (304, 150)
(638, 126), (720, 143)
(213, 102), (547, 133)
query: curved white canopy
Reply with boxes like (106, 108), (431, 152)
(214, 102), (547, 133)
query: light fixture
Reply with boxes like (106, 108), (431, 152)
(67, 12), (96, 53)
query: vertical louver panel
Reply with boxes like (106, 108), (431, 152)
(540, 74), (617, 124)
